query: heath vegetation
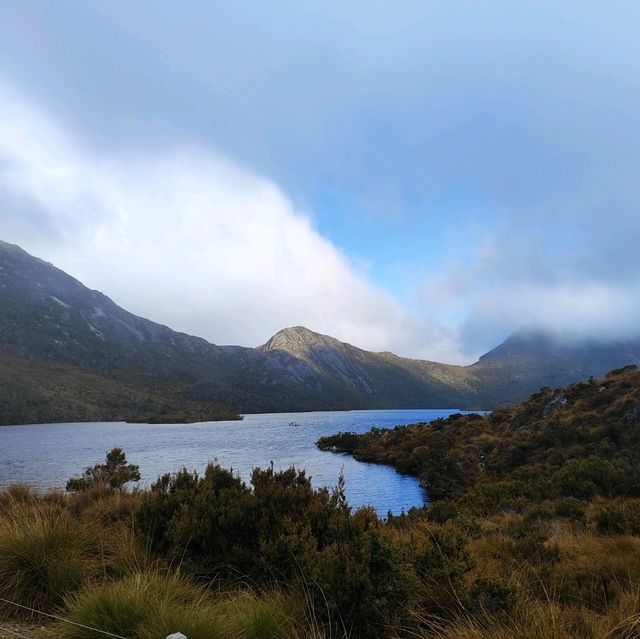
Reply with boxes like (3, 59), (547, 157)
(2, 367), (640, 637)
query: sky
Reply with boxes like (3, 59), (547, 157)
(1, 1), (640, 363)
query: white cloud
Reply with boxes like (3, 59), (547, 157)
(0, 82), (465, 361)
(2, 80), (639, 366)
(424, 227), (640, 356)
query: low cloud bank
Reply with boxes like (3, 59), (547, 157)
(2, 80), (639, 366)
(0, 83), (463, 362)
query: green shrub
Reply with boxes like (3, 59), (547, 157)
(137, 463), (415, 638)
(551, 458), (627, 499)
(460, 480), (533, 516)
(596, 500), (640, 535)
(554, 497), (586, 521)
(466, 575), (517, 616)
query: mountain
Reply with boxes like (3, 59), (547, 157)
(260, 326), (478, 407)
(1, 239), (640, 424)
(0, 241), (325, 423)
(472, 330), (640, 405)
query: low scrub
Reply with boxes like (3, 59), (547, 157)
(5, 364), (640, 639)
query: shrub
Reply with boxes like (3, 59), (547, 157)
(459, 480), (533, 516)
(466, 576), (517, 617)
(554, 497), (586, 521)
(551, 458), (626, 499)
(137, 463), (415, 638)
(66, 447), (140, 492)
(596, 500), (640, 535)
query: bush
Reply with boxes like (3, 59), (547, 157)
(66, 448), (140, 492)
(596, 500), (640, 535)
(554, 497), (586, 521)
(551, 458), (626, 499)
(137, 463), (415, 638)
(466, 576), (517, 617)
(459, 480), (533, 516)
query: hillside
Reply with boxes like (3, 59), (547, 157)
(260, 326), (478, 408)
(0, 241), (323, 423)
(261, 324), (640, 411)
(315, 365), (640, 637)
(2, 239), (640, 424)
(318, 364), (640, 503)
(472, 330), (640, 405)
(0, 241), (478, 423)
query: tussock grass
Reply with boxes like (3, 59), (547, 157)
(217, 589), (304, 638)
(404, 590), (640, 639)
(60, 570), (210, 639)
(0, 501), (103, 616)
(400, 533), (640, 639)
(61, 570), (318, 639)
(549, 535), (640, 610)
(0, 484), (66, 515)
(0, 486), (337, 637)
(0, 498), (143, 618)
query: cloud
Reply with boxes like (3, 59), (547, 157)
(0, 82), (465, 361)
(3, 0), (640, 364)
(424, 222), (640, 357)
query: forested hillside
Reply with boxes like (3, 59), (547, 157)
(2, 238), (640, 424)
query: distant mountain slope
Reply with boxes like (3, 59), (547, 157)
(0, 241), (328, 422)
(471, 331), (640, 406)
(1, 239), (640, 424)
(260, 326), (478, 408)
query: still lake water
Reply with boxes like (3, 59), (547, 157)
(0, 408), (478, 515)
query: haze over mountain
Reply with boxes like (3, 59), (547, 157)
(2, 240), (640, 425)
(3, 3), (640, 365)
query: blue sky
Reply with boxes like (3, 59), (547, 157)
(1, 1), (640, 362)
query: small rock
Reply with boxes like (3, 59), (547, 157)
(543, 394), (568, 418)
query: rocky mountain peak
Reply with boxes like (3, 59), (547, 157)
(260, 326), (340, 355)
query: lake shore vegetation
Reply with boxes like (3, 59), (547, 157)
(2, 366), (640, 637)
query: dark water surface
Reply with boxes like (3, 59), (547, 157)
(0, 408), (479, 515)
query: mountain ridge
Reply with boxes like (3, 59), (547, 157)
(2, 239), (640, 424)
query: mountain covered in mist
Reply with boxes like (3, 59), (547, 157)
(1, 239), (640, 425)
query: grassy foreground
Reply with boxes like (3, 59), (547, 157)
(0, 485), (331, 639)
(2, 366), (640, 637)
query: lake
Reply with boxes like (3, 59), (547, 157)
(0, 408), (479, 515)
